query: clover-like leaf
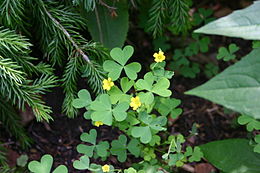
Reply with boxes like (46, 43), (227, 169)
(254, 135), (260, 153)
(139, 112), (167, 131)
(185, 146), (203, 162)
(107, 77), (133, 104)
(191, 147), (203, 162)
(154, 97), (182, 118)
(110, 45), (134, 65)
(96, 141), (110, 157)
(103, 46), (141, 80)
(108, 86), (131, 104)
(72, 89), (92, 108)
(217, 43), (239, 61)
(149, 116), (167, 131)
(149, 135), (161, 146)
(17, 154), (28, 167)
(90, 94), (129, 125)
(143, 147), (156, 161)
(124, 62), (141, 80)
(28, 154), (68, 173)
(136, 72), (155, 91)
(238, 114), (260, 132)
(124, 167), (137, 173)
(77, 144), (95, 157)
(28, 154), (53, 173)
(103, 60), (123, 80)
(53, 165), (68, 173)
(73, 155), (90, 170)
(168, 153), (185, 167)
(77, 129), (97, 157)
(198, 36), (210, 53)
(120, 77), (134, 93)
(138, 92), (154, 105)
(131, 126), (151, 144)
(204, 63), (219, 78)
(113, 102), (129, 121)
(110, 135), (128, 162)
(131, 112), (166, 143)
(127, 139), (140, 157)
(77, 129), (110, 158)
(111, 135), (140, 162)
(153, 68), (174, 80)
(81, 129), (97, 144)
(184, 146), (193, 157)
(136, 72), (171, 104)
(152, 78), (172, 97)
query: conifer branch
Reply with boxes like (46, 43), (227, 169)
(0, 0), (27, 31)
(0, 99), (32, 148)
(42, 3), (91, 63)
(147, 0), (168, 38)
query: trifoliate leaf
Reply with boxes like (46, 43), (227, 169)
(154, 97), (182, 117)
(111, 135), (128, 162)
(143, 148), (156, 161)
(103, 46), (141, 80)
(90, 94), (129, 125)
(217, 44), (239, 61)
(136, 72), (171, 104)
(77, 129), (109, 158)
(131, 112), (166, 143)
(188, 147), (203, 162)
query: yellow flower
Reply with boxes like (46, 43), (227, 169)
(153, 50), (166, 62)
(103, 77), (114, 91)
(130, 96), (141, 110)
(94, 121), (104, 127)
(102, 164), (110, 172)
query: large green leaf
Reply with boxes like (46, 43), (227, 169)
(200, 139), (260, 173)
(186, 49), (260, 119)
(194, 1), (260, 40)
(85, 0), (129, 49)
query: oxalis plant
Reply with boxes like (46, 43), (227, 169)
(28, 45), (203, 173)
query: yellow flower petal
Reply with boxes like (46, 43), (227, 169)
(102, 164), (110, 172)
(130, 96), (141, 110)
(94, 121), (104, 127)
(103, 78), (114, 91)
(153, 50), (165, 62)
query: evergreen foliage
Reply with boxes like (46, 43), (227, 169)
(147, 0), (192, 37)
(27, 0), (109, 117)
(0, 0), (108, 161)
